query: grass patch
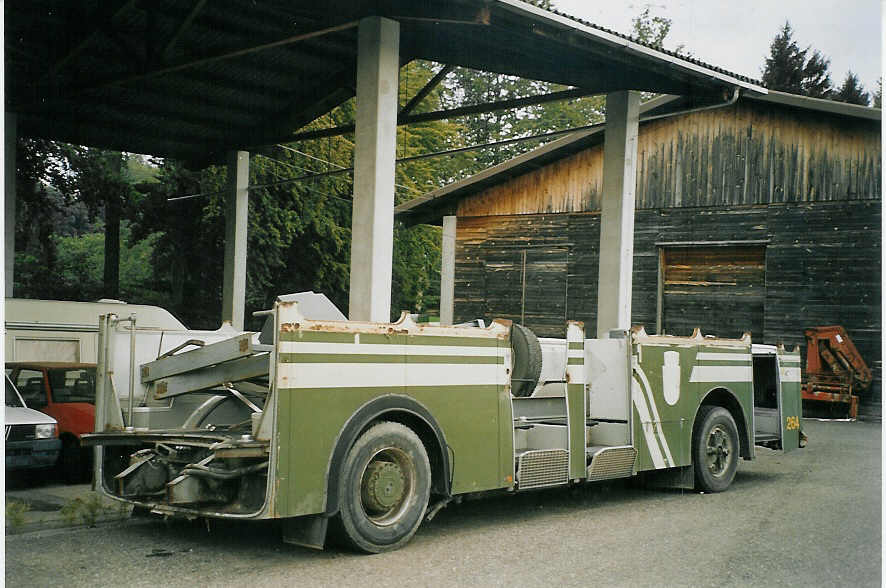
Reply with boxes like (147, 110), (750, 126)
(6, 500), (31, 530)
(60, 494), (111, 527)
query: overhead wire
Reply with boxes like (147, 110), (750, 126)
(167, 120), (601, 202)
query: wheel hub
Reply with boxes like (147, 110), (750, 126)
(361, 460), (406, 514)
(706, 425), (733, 477)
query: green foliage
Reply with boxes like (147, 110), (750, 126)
(631, 6), (672, 50)
(392, 223), (442, 316)
(5, 499), (30, 530)
(762, 22), (833, 98)
(126, 154), (160, 184)
(834, 72), (870, 106)
(60, 494), (109, 527)
(396, 61), (474, 193)
(16, 223), (165, 304)
(439, 69), (605, 172)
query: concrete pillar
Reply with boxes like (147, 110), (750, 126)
(5, 113), (16, 298)
(440, 215), (457, 325)
(222, 150), (248, 330)
(596, 91), (640, 338)
(348, 16), (399, 322)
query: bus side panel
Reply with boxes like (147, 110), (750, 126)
(632, 343), (697, 472)
(694, 344), (755, 456)
(274, 329), (510, 518)
(778, 350), (803, 451)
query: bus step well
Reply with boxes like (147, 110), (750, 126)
(586, 445), (636, 482)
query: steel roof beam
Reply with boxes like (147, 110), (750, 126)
(399, 64), (454, 117)
(72, 21), (359, 94)
(161, 0), (208, 61)
(46, 0), (137, 77)
(287, 85), (600, 143)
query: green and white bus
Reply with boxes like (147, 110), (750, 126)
(85, 293), (803, 553)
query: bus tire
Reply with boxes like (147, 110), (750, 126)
(337, 422), (431, 553)
(693, 405), (739, 493)
(510, 324), (542, 397)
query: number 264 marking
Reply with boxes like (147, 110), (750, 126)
(785, 416), (800, 430)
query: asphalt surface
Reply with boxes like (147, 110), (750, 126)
(5, 418), (881, 587)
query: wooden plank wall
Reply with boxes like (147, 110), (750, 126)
(456, 101), (880, 217)
(662, 246), (766, 340)
(453, 201), (881, 406)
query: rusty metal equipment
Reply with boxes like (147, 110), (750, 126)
(801, 326), (872, 419)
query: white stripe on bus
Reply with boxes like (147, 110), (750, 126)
(279, 362), (503, 389)
(689, 365), (753, 383)
(632, 377), (666, 469)
(634, 366), (675, 467)
(696, 352), (751, 362)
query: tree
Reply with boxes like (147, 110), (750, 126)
(761, 22), (832, 98)
(42, 145), (141, 299)
(834, 71), (871, 106)
(875, 78), (882, 109)
(632, 6), (673, 51)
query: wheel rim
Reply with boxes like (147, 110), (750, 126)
(705, 424), (734, 478)
(359, 447), (415, 526)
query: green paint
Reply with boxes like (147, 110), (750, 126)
(567, 383), (585, 479)
(568, 342), (585, 350)
(275, 383), (506, 517)
(278, 331), (355, 343)
(279, 353), (503, 364)
(355, 333), (406, 345)
(779, 352), (803, 452)
(566, 357), (584, 365)
(359, 333), (501, 347)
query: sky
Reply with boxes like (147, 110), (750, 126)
(554, 0), (882, 95)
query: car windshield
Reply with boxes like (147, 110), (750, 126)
(5, 377), (25, 408)
(48, 367), (97, 403)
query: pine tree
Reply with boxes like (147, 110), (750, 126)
(834, 72), (870, 105)
(761, 22), (833, 98)
(874, 78), (882, 108)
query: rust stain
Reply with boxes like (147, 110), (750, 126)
(280, 323), (298, 332)
(239, 337), (249, 352)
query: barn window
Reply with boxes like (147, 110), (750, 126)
(657, 243), (767, 340)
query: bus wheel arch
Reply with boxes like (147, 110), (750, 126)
(696, 387), (751, 459)
(325, 396), (451, 518)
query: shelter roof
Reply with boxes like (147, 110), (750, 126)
(8, 0), (765, 162)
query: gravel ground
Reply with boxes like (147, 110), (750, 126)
(5, 418), (880, 587)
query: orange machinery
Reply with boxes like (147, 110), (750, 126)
(802, 326), (872, 419)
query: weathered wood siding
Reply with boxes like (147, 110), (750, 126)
(454, 201), (881, 405)
(457, 101), (880, 217)
(662, 246), (766, 340)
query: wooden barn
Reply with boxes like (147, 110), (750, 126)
(396, 90), (882, 409)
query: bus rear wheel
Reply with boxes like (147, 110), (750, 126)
(337, 422), (431, 553)
(693, 406), (739, 492)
